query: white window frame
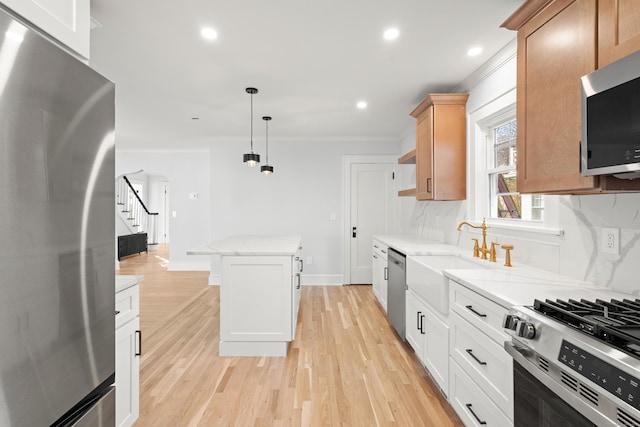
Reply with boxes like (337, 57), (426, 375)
(468, 88), (562, 235)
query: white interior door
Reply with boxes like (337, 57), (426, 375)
(349, 163), (394, 284)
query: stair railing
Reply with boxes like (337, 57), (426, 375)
(116, 175), (159, 245)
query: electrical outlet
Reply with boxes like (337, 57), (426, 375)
(307, 257), (313, 265)
(602, 227), (620, 254)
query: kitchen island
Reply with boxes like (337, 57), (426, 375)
(188, 235), (303, 356)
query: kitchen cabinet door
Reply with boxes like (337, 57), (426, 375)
(424, 310), (449, 396)
(515, 0), (598, 193)
(415, 107), (434, 200)
(411, 94), (468, 201)
(115, 317), (140, 427)
(221, 256), (294, 342)
(1, 0), (90, 58)
(405, 289), (426, 361)
(598, 0), (640, 67)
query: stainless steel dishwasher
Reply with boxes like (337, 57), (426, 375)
(387, 248), (406, 339)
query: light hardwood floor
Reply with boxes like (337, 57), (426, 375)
(117, 245), (463, 426)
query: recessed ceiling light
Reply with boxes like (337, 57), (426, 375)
(201, 27), (218, 41)
(467, 46), (483, 57)
(383, 28), (399, 41)
(357, 101), (367, 109)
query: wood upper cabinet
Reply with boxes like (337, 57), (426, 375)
(410, 94), (468, 201)
(503, 0), (640, 193)
(599, 0), (640, 67)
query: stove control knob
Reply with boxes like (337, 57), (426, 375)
(502, 314), (519, 331)
(516, 321), (536, 339)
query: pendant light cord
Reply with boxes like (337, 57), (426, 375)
(250, 92), (254, 152)
(265, 119), (269, 163)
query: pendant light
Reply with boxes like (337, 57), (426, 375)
(261, 116), (274, 175)
(243, 87), (260, 167)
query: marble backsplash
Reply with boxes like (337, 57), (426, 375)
(402, 193), (640, 295)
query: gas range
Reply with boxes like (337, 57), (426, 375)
(504, 297), (640, 427)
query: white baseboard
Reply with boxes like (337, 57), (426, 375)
(167, 260), (211, 271)
(301, 275), (343, 286)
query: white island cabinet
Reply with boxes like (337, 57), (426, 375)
(188, 235), (303, 357)
(115, 275), (142, 427)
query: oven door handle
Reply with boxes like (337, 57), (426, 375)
(504, 340), (613, 427)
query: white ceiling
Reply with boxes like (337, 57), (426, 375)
(89, 0), (524, 150)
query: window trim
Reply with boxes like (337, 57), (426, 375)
(468, 88), (562, 234)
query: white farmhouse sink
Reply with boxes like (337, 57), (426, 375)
(407, 255), (491, 315)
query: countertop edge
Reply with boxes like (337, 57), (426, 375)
(116, 275), (142, 293)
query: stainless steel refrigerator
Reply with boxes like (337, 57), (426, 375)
(0, 7), (116, 427)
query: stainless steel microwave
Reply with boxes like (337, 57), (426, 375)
(581, 49), (640, 179)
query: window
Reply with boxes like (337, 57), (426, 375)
(469, 88), (559, 234)
(486, 118), (544, 221)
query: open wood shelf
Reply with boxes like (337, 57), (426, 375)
(398, 149), (416, 164)
(398, 188), (417, 197)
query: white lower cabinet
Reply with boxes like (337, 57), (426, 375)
(115, 281), (140, 427)
(405, 288), (449, 396)
(424, 309), (449, 395)
(372, 240), (388, 311)
(219, 248), (302, 356)
(405, 289), (426, 356)
(448, 280), (512, 424)
(450, 359), (512, 427)
(116, 316), (140, 427)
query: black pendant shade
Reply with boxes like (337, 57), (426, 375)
(243, 87), (260, 167)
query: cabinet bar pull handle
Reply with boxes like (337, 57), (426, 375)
(115, 310), (120, 316)
(383, 267), (388, 281)
(135, 330), (142, 357)
(374, 244), (379, 249)
(465, 305), (487, 318)
(465, 404), (487, 425)
(417, 311), (422, 330)
(299, 259), (304, 272)
(420, 314), (425, 334)
(373, 254), (378, 259)
(427, 177), (432, 193)
(466, 349), (487, 365)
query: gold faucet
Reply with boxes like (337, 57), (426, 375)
(457, 219), (489, 259)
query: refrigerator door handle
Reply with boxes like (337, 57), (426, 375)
(135, 330), (142, 357)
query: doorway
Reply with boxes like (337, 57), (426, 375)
(342, 156), (397, 284)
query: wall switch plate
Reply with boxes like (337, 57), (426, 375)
(329, 212), (336, 221)
(602, 227), (619, 254)
(307, 257), (313, 265)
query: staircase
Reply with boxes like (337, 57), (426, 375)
(116, 175), (159, 246)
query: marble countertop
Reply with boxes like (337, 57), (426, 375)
(443, 268), (632, 308)
(374, 234), (635, 308)
(116, 275), (142, 293)
(188, 235), (303, 256)
(374, 235), (463, 256)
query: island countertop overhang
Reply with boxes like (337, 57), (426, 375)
(188, 235), (302, 256)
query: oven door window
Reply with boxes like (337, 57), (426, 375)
(514, 361), (596, 427)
